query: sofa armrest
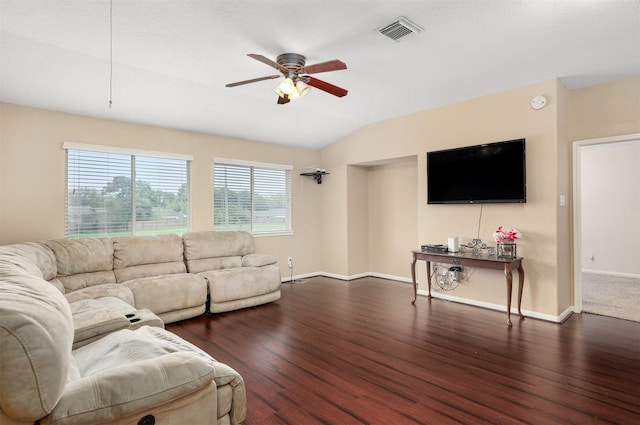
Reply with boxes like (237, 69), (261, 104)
(69, 299), (131, 348)
(242, 253), (277, 267)
(48, 352), (216, 425)
(209, 359), (248, 424)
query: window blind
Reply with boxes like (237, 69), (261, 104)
(214, 160), (292, 235)
(66, 148), (190, 238)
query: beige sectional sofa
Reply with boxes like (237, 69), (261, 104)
(0, 231), (281, 425)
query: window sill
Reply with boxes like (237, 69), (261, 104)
(252, 231), (294, 238)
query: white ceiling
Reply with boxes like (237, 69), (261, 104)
(1, 1), (639, 149)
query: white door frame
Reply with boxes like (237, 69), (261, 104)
(572, 132), (640, 312)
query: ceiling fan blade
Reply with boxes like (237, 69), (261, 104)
(302, 59), (347, 74)
(305, 76), (348, 97)
(225, 75), (280, 88)
(277, 95), (290, 105)
(247, 53), (288, 74)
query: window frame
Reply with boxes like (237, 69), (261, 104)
(214, 157), (293, 236)
(64, 141), (192, 238)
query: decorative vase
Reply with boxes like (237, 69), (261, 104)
(497, 241), (517, 258)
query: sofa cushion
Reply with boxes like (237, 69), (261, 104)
(69, 326), (245, 425)
(0, 242), (57, 280)
(0, 260), (73, 422)
(123, 273), (207, 316)
(64, 283), (135, 306)
(48, 327), (218, 425)
(183, 231), (254, 259)
(47, 278), (67, 294)
(113, 234), (186, 281)
(44, 238), (116, 292)
(202, 265), (281, 303)
(0, 245), (67, 295)
(55, 270), (119, 293)
(93, 295), (139, 314)
(186, 255), (242, 274)
(69, 296), (164, 349)
(114, 261), (187, 283)
(73, 326), (213, 374)
(242, 253), (277, 267)
(69, 298), (131, 348)
(183, 231), (256, 273)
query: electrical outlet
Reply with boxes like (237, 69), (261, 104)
(287, 257), (293, 269)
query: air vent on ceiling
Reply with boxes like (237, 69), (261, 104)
(379, 17), (423, 41)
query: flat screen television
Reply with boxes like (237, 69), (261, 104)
(427, 138), (526, 204)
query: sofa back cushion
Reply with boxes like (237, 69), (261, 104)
(44, 238), (116, 292)
(0, 242), (57, 279)
(183, 231), (254, 273)
(0, 259), (73, 421)
(186, 256), (243, 274)
(0, 242), (66, 294)
(113, 234), (186, 282)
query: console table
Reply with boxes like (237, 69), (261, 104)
(411, 249), (525, 326)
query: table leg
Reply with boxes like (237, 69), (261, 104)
(411, 255), (418, 304)
(504, 264), (513, 326)
(517, 262), (525, 319)
(426, 261), (432, 298)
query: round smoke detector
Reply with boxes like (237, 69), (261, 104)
(531, 95), (547, 110)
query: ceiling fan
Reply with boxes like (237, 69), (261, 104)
(226, 53), (348, 104)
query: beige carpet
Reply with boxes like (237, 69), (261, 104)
(581, 272), (640, 322)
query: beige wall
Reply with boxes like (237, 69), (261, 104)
(315, 76), (638, 318)
(555, 80), (572, 317)
(568, 77), (640, 142)
(0, 103), (323, 278)
(346, 165), (369, 276)
(568, 76), (640, 287)
(341, 158), (419, 279)
(320, 79), (568, 317)
(2, 76), (639, 320)
(367, 158), (419, 279)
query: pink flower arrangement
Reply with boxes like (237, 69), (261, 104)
(493, 226), (522, 244)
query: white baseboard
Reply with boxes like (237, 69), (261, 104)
(280, 271), (319, 283)
(558, 306), (575, 323)
(582, 269), (640, 280)
(282, 271), (406, 282)
(368, 272), (412, 283)
(417, 289), (572, 323)
(283, 271), (572, 323)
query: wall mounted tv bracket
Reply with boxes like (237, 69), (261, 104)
(300, 169), (329, 184)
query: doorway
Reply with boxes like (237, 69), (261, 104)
(573, 133), (640, 321)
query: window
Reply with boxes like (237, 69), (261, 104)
(65, 142), (191, 238)
(214, 158), (292, 235)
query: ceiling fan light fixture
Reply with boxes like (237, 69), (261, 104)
(228, 53), (347, 103)
(288, 89), (300, 100)
(273, 85), (286, 98)
(279, 78), (296, 95)
(296, 80), (310, 97)
(275, 79), (311, 101)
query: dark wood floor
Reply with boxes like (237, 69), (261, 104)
(167, 277), (640, 425)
